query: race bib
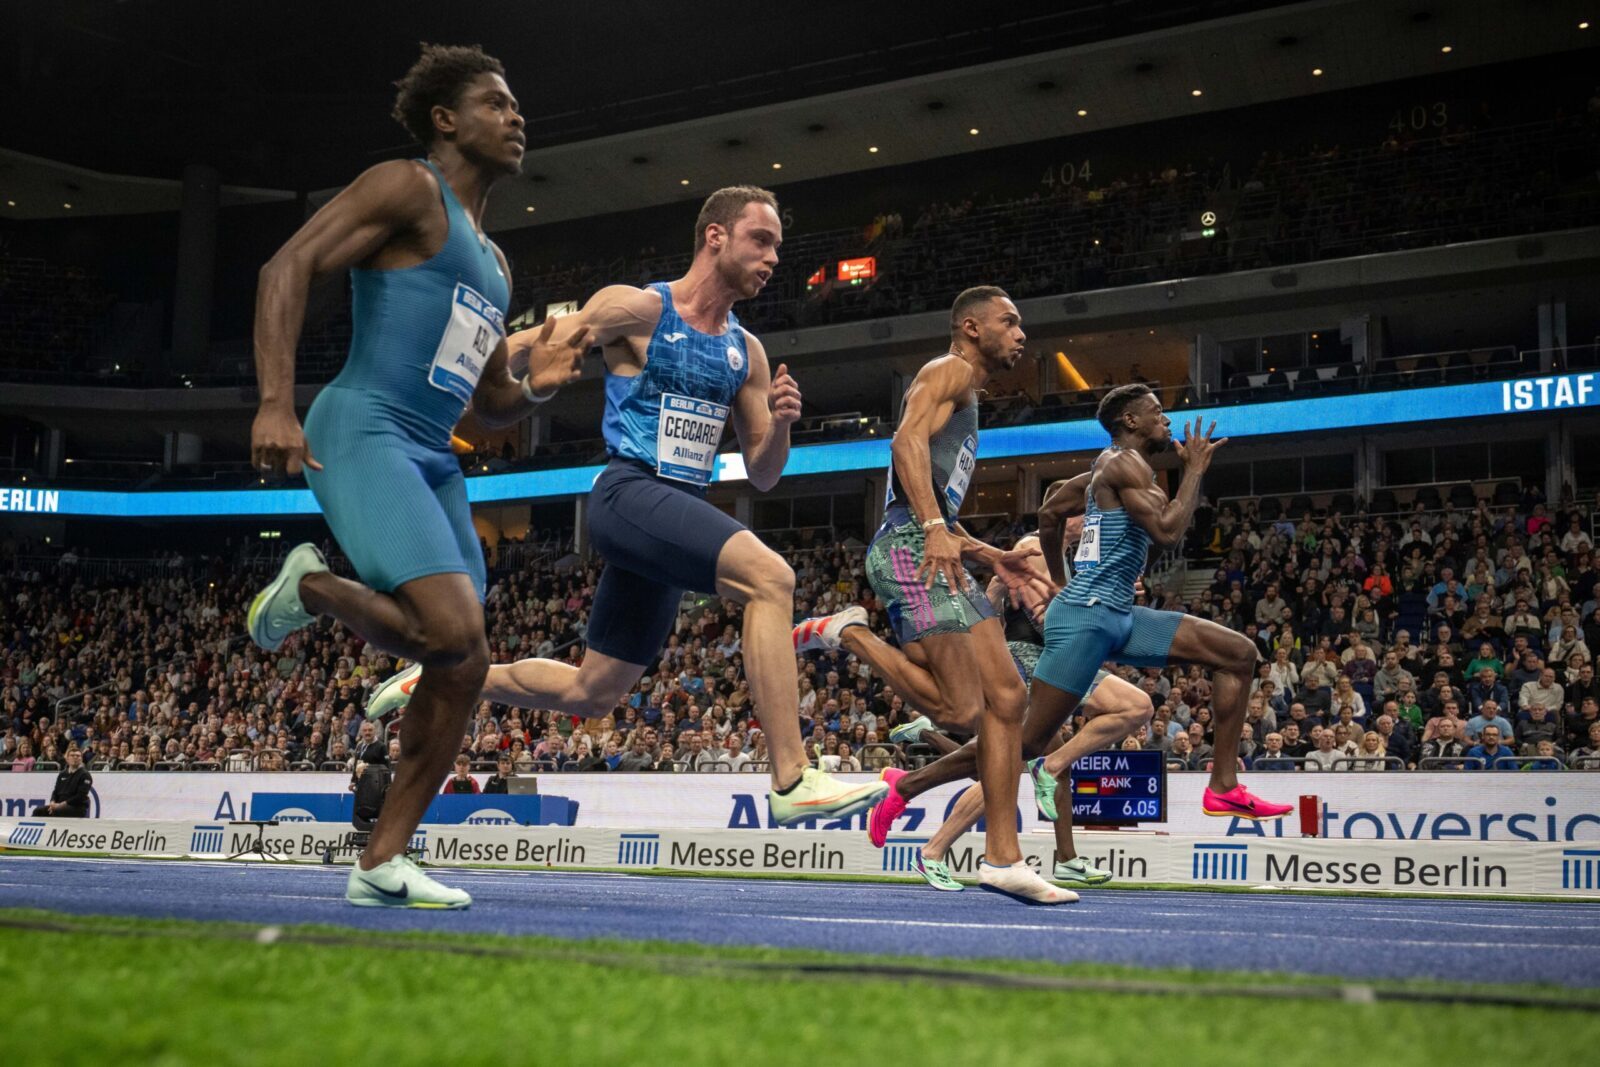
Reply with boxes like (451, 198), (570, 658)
(1075, 514), (1102, 566)
(428, 282), (505, 404)
(657, 393), (729, 485)
(943, 434), (977, 514)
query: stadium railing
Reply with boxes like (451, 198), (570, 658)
(1492, 755), (1565, 771)
(1330, 756), (1408, 772)
(1417, 756), (1487, 770)
(1249, 756), (1311, 771)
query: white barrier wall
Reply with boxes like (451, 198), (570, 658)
(5, 771), (1599, 842)
(3, 817), (1598, 898)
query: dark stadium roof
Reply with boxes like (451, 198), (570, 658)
(0, 0), (1595, 227)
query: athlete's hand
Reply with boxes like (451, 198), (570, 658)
(769, 363), (803, 425)
(516, 315), (593, 398)
(251, 405), (321, 478)
(1174, 418), (1227, 473)
(996, 547), (1056, 626)
(918, 524), (967, 593)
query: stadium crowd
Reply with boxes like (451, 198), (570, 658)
(5, 472), (1600, 777)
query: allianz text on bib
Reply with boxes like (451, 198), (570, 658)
(429, 282), (505, 403)
(657, 393), (729, 485)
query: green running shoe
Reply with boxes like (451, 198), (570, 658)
(1052, 855), (1113, 886)
(1028, 755), (1060, 821)
(911, 853), (963, 891)
(889, 715), (936, 745)
(346, 855), (471, 909)
(247, 543), (327, 652)
(769, 767), (889, 826)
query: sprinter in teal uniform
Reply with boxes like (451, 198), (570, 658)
(247, 45), (587, 909)
(367, 186), (887, 825)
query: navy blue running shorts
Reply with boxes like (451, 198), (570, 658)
(584, 458), (746, 666)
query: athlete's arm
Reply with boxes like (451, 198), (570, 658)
(1038, 473), (1091, 586)
(1112, 419), (1226, 548)
(507, 285), (661, 354)
(252, 160), (433, 475)
(472, 247), (594, 429)
(731, 332), (799, 493)
(893, 358), (970, 591)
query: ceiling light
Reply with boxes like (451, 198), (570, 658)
(679, 178), (690, 185)
(524, 206), (535, 213)
(1312, 68), (1324, 76)
(868, 146), (879, 153)
(771, 162), (782, 170)
(62, 202), (72, 209)
(1580, 21), (1590, 29)
(1076, 109), (1088, 117)
(1190, 89), (1203, 97)
(1440, 44), (1453, 53)
(968, 128), (980, 135)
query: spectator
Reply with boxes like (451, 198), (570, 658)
(1465, 725), (1515, 770)
(1304, 728), (1340, 771)
(483, 754), (514, 793)
(31, 745), (91, 817)
(1345, 730), (1389, 770)
(1465, 701), (1515, 742)
(1420, 717), (1466, 764)
(1569, 722), (1600, 768)
(1519, 668), (1565, 718)
(442, 754), (480, 794)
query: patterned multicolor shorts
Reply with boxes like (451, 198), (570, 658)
(866, 512), (996, 646)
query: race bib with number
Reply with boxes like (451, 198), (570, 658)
(943, 434), (978, 514)
(1075, 514), (1102, 566)
(657, 393), (729, 485)
(428, 282), (505, 404)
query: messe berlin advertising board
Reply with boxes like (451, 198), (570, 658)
(4, 772), (1598, 842)
(2, 818), (1597, 898)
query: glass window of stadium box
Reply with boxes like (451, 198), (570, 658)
(1208, 453), (1354, 503)
(1571, 435), (1600, 491)
(753, 494), (865, 541)
(1381, 439), (1544, 500)
(1219, 328), (1350, 396)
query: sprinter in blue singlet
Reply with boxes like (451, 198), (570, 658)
(244, 46), (587, 910)
(365, 186), (887, 826)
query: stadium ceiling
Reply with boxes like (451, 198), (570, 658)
(0, 0), (1594, 224)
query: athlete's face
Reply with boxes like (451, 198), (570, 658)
(963, 297), (1026, 370)
(712, 203), (783, 299)
(1128, 394), (1173, 451)
(440, 73), (525, 176)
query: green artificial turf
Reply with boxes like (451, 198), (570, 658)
(0, 908), (1595, 1067)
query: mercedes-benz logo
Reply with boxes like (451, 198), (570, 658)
(1200, 211), (1217, 227)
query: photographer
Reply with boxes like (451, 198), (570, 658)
(33, 746), (92, 818)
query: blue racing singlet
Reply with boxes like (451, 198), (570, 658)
(1063, 448), (1153, 612)
(601, 281), (750, 485)
(326, 158), (510, 445)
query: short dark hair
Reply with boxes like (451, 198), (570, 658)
(949, 285), (1010, 330)
(1096, 383), (1154, 434)
(694, 186), (779, 253)
(391, 43), (506, 148)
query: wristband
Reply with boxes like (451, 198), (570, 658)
(921, 517), (946, 532)
(520, 377), (557, 404)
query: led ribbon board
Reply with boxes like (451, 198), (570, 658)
(2, 372), (1589, 518)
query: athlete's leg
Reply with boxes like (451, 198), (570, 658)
(922, 784), (983, 862)
(715, 531), (808, 788)
(839, 627), (976, 731)
(1163, 615), (1258, 793)
(359, 572), (487, 868)
(300, 572), (468, 664)
(481, 649), (647, 717)
(1040, 675), (1154, 778)
(963, 619), (1030, 865)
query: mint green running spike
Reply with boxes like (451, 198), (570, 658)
(1053, 855), (1113, 886)
(1028, 756), (1059, 821)
(911, 853), (963, 892)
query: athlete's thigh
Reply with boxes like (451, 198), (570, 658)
(428, 466), (487, 600)
(1113, 606), (1187, 669)
(1080, 673), (1151, 722)
(306, 421), (464, 594)
(584, 560), (683, 668)
(589, 464), (743, 595)
(1162, 612), (1254, 667)
(908, 630), (984, 710)
(391, 571), (484, 648)
(570, 647), (651, 697)
(967, 616), (1028, 714)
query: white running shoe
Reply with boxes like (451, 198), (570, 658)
(792, 606), (868, 653)
(977, 860), (1079, 905)
(246, 543), (327, 652)
(346, 855), (471, 909)
(889, 715), (937, 745)
(367, 663), (422, 720)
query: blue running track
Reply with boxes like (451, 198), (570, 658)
(2, 857), (1598, 987)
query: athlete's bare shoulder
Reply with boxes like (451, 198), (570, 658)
(583, 284), (663, 341)
(344, 159), (439, 222)
(912, 353), (976, 400)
